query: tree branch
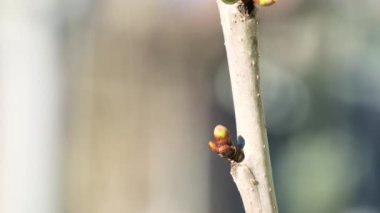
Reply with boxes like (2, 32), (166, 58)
(216, 1), (278, 212)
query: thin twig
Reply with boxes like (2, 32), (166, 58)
(216, 1), (278, 212)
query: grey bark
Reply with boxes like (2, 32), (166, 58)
(216, 1), (278, 212)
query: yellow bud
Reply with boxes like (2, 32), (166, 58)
(214, 125), (230, 140)
(254, 0), (278, 6)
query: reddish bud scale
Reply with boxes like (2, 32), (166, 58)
(218, 145), (236, 157)
(208, 141), (218, 153)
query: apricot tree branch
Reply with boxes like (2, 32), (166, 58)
(216, 0), (278, 212)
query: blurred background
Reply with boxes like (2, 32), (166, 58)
(1, 0), (380, 213)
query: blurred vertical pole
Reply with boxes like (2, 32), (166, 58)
(66, 1), (215, 212)
(0, 0), (63, 213)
